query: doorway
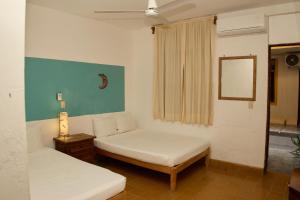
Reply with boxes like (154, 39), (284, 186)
(265, 43), (300, 174)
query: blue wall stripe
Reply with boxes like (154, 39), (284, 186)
(25, 57), (125, 121)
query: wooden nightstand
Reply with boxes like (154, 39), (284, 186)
(54, 133), (96, 164)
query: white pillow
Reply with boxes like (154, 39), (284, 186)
(115, 113), (136, 133)
(93, 117), (118, 138)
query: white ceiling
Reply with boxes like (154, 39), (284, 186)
(28, 0), (297, 28)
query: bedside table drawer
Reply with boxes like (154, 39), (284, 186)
(68, 144), (93, 153)
(67, 140), (93, 152)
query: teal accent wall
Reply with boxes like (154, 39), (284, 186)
(25, 57), (125, 121)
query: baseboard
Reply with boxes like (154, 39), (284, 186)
(209, 159), (264, 176)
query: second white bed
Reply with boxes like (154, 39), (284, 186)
(29, 148), (126, 200)
(94, 129), (209, 167)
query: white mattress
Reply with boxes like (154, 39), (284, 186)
(29, 148), (126, 200)
(94, 129), (210, 167)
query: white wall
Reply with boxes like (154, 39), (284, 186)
(269, 13), (300, 45)
(270, 54), (299, 125)
(0, 1), (30, 200)
(130, 2), (300, 168)
(26, 3), (134, 111)
(25, 4), (135, 143)
(218, 2), (300, 18)
(216, 1), (300, 45)
(25, 2), (300, 168)
(131, 28), (268, 168)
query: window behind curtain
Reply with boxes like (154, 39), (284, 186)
(153, 16), (215, 125)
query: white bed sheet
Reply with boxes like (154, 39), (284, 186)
(29, 148), (126, 200)
(94, 129), (210, 167)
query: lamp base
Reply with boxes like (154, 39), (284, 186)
(58, 134), (70, 141)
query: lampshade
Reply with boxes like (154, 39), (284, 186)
(59, 112), (69, 137)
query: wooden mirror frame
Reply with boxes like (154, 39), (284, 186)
(218, 55), (257, 101)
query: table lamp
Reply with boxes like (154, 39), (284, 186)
(59, 112), (69, 137)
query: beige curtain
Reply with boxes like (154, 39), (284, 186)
(153, 24), (185, 121)
(153, 17), (214, 125)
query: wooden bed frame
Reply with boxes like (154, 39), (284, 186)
(95, 147), (210, 190)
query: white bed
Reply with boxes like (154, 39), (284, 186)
(29, 148), (126, 200)
(94, 129), (210, 190)
(94, 129), (209, 167)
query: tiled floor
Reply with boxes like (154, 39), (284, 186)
(268, 134), (300, 174)
(268, 147), (300, 174)
(97, 157), (290, 200)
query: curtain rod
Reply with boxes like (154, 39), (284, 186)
(151, 15), (217, 34)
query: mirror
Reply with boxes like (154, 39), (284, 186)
(219, 56), (257, 101)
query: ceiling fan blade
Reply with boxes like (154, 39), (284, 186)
(160, 3), (196, 18)
(158, 0), (190, 10)
(144, 17), (159, 26)
(155, 16), (169, 24)
(94, 10), (144, 14)
(144, 15), (169, 26)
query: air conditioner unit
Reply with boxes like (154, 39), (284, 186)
(217, 14), (267, 37)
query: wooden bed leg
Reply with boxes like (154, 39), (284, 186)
(170, 171), (177, 191)
(205, 154), (210, 168)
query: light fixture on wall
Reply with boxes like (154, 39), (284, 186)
(57, 92), (69, 137)
(57, 92), (66, 109)
(59, 112), (69, 137)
